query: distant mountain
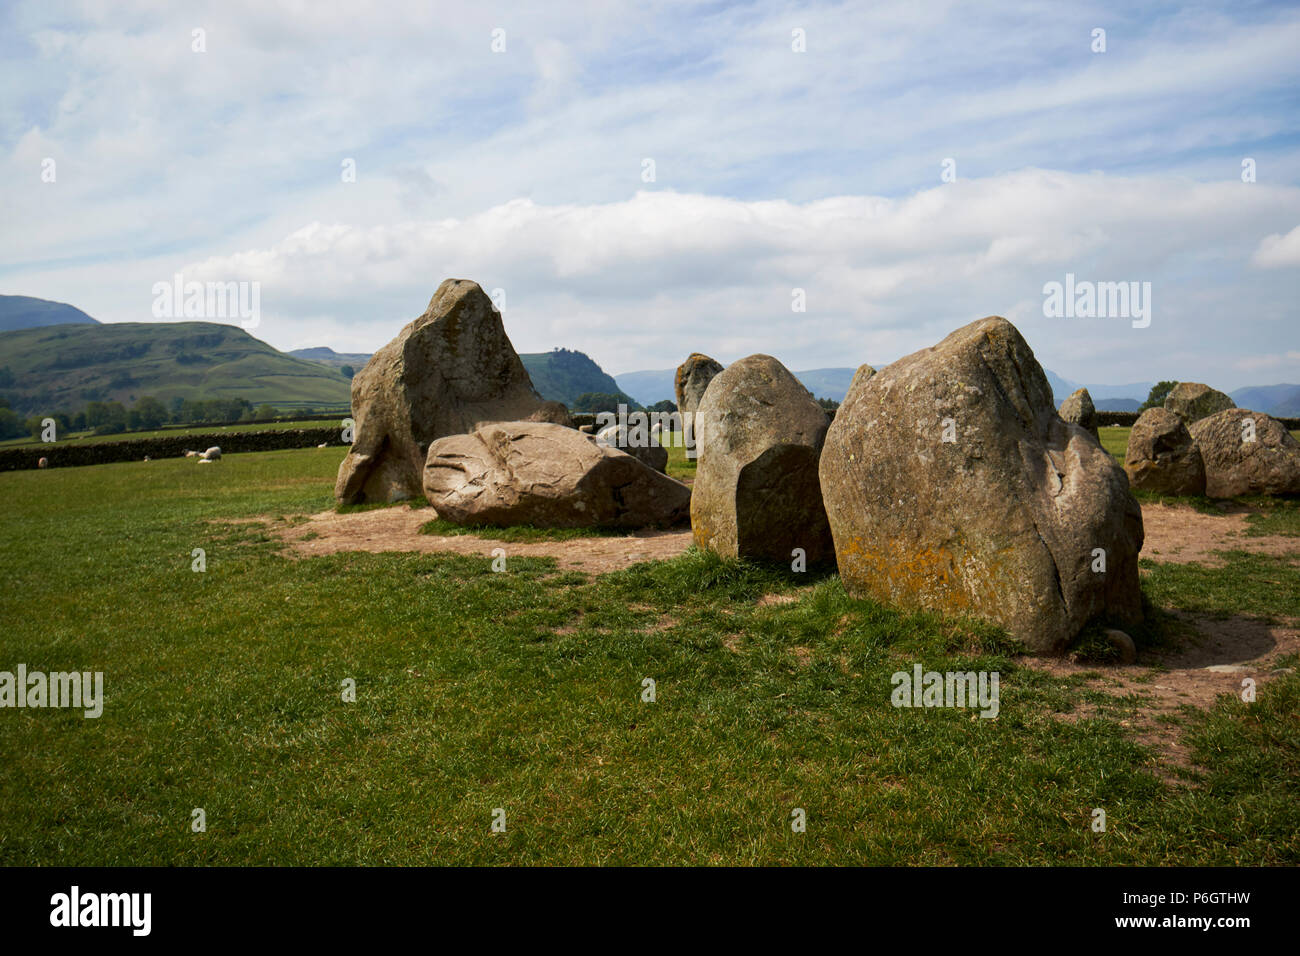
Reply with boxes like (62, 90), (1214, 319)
(289, 346), (373, 370)
(0, 295), (100, 332)
(793, 368), (858, 402)
(617, 366), (856, 406)
(1095, 398), (1141, 412)
(1231, 384), (1300, 418)
(1043, 369), (1153, 407)
(0, 322), (353, 415)
(520, 348), (639, 408)
(615, 369), (676, 406)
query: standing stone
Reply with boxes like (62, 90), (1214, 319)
(819, 316), (1143, 655)
(335, 280), (546, 504)
(1124, 407), (1206, 496)
(674, 353), (724, 414)
(1058, 387), (1100, 442)
(423, 421), (690, 528)
(690, 354), (833, 563)
(1164, 382), (1234, 424)
(1188, 409), (1300, 497)
(596, 423), (668, 473)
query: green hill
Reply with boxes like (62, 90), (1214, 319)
(0, 321), (353, 415)
(518, 348), (639, 408)
(0, 295), (100, 332)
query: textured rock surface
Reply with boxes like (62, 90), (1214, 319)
(819, 316), (1143, 654)
(423, 421), (691, 528)
(595, 423), (668, 473)
(1059, 387), (1100, 442)
(335, 280), (545, 504)
(1164, 382), (1234, 424)
(1124, 407), (1206, 496)
(690, 354), (833, 562)
(527, 401), (573, 428)
(1189, 409), (1300, 497)
(674, 353), (724, 415)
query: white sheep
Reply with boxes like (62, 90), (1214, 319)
(38, 456), (48, 469)
(200, 446), (221, 461)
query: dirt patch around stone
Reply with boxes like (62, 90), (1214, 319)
(1023, 613), (1299, 776)
(263, 505), (693, 574)
(1139, 501), (1300, 567)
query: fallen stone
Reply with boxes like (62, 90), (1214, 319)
(423, 421), (690, 528)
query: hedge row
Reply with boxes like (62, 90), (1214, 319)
(0, 427), (343, 472)
(1095, 410), (1300, 429)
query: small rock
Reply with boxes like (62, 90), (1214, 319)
(1104, 628), (1137, 664)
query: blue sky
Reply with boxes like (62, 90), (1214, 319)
(2, 0), (1298, 388)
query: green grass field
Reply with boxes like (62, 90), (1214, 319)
(1, 445), (1296, 865)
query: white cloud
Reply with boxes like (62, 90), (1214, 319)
(1252, 224), (1300, 268)
(152, 170), (1300, 387)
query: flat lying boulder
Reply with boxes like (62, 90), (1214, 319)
(690, 354), (833, 563)
(675, 353), (724, 414)
(335, 280), (547, 504)
(423, 421), (690, 528)
(819, 316), (1143, 654)
(1058, 387), (1100, 442)
(1189, 409), (1300, 497)
(596, 424), (668, 473)
(1164, 382), (1234, 424)
(1124, 408), (1205, 495)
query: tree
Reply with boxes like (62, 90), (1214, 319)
(1141, 381), (1178, 411)
(339, 365), (355, 379)
(816, 397), (840, 412)
(572, 392), (626, 416)
(649, 399), (677, 414)
(133, 396), (168, 430)
(253, 404), (279, 420)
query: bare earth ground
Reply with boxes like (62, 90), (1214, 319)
(255, 501), (1300, 771)
(270, 505), (693, 574)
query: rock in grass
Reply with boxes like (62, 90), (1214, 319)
(423, 421), (690, 528)
(335, 279), (547, 505)
(1104, 628), (1138, 664)
(595, 423), (668, 473)
(1058, 387), (1100, 442)
(690, 354), (833, 563)
(819, 316), (1144, 655)
(1164, 382), (1234, 424)
(1189, 408), (1300, 497)
(1124, 407), (1206, 496)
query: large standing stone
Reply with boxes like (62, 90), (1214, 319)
(423, 421), (691, 528)
(1188, 409), (1300, 497)
(690, 354), (833, 563)
(674, 353), (724, 414)
(819, 316), (1143, 654)
(1124, 408), (1206, 496)
(335, 280), (546, 504)
(1164, 382), (1234, 424)
(1059, 387), (1100, 442)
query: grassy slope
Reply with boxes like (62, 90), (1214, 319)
(0, 322), (353, 413)
(0, 448), (1295, 865)
(519, 350), (639, 408)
